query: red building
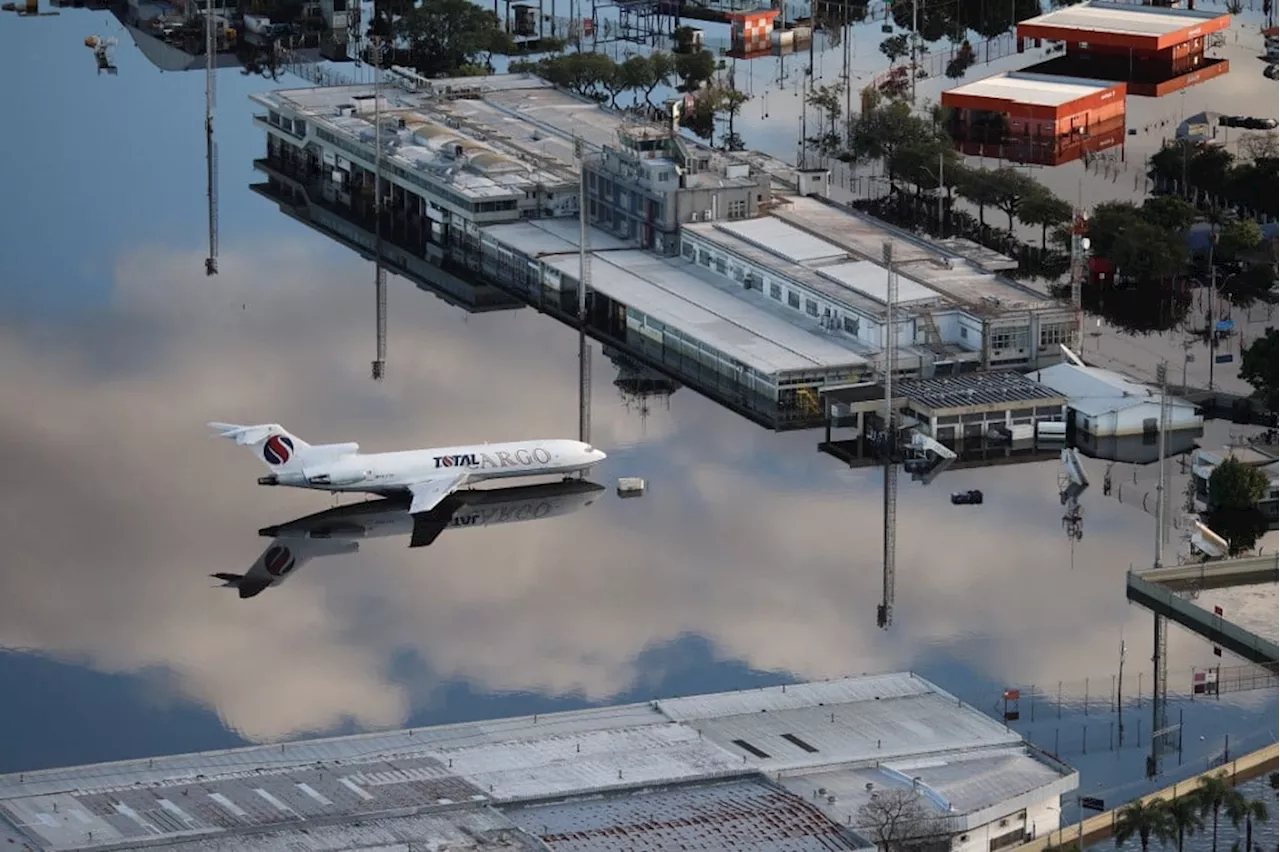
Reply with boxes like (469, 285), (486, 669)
(1016, 0), (1231, 96)
(727, 8), (779, 58)
(941, 71), (1127, 166)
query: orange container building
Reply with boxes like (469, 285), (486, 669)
(727, 8), (779, 58)
(941, 71), (1128, 166)
(1016, 1), (1231, 96)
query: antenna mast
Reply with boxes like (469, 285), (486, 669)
(204, 0), (218, 275)
(878, 241), (899, 630)
(371, 40), (387, 381)
(577, 151), (592, 451)
(1069, 211), (1089, 352)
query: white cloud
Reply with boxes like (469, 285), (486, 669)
(0, 238), (1265, 745)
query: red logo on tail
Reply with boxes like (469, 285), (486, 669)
(263, 434), (294, 465)
(263, 545), (295, 577)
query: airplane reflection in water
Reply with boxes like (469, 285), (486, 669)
(213, 479), (606, 598)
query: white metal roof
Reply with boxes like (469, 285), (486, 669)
(1019, 0), (1225, 38)
(817, 260), (940, 306)
(944, 72), (1119, 107)
(482, 220), (630, 258)
(542, 251), (868, 376)
(713, 218), (850, 266)
(0, 674), (1075, 852)
(1030, 362), (1196, 417)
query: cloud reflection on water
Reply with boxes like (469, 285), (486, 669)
(0, 238), (1268, 748)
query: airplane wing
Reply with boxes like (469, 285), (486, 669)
(407, 473), (470, 516)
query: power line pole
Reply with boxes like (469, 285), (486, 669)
(577, 156), (592, 454)
(910, 0), (919, 103)
(204, 0), (218, 276)
(878, 241), (899, 630)
(1069, 211), (1089, 354)
(371, 37), (387, 381)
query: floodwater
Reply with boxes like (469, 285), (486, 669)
(0, 9), (1275, 825)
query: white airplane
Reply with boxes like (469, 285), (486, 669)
(208, 422), (607, 516)
(214, 479), (606, 598)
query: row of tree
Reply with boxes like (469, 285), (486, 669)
(1073, 771), (1272, 852)
(1149, 139), (1279, 221)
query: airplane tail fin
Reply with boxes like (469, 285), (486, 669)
(208, 422), (312, 473)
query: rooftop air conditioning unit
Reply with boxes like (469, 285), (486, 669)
(703, 209), (712, 220)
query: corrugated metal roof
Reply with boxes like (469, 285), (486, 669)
(713, 218), (850, 266)
(507, 777), (861, 851)
(944, 72), (1119, 107)
(899, 371), (1065, 411)
(1031, 363), (1196, 417)
(0, 675), (1076, 852)
(1019, 0), (1227, 38)
(890, 749), (1065, 813)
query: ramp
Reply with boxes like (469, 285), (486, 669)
(1126, 572), (1279, 666)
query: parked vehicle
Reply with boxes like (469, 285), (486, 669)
(950, 490), (984, 505)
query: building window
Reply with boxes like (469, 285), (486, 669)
(699, 249), (711, 267)
(843, 316), (860, 335)
(805, 299), (819, 317)
(961, 327), (969, 339)
(1040, 323), (1070, 347)
(787, 291), (801, 309)
(682, 242), (695, 260)
(728, 199), (747, 219)
(992, 328), (1029, 351)
(715, 257), (727, 274)
(770, 283), (782, 300)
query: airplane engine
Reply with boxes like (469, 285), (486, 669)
(303, 459), (372, 487)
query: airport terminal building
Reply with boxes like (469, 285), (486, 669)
(251, 72), (1077, 426)
(0, 674), (1079, 852)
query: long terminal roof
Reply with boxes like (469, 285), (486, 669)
(0, 673), (1078, 852)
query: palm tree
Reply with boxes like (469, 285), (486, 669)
(1195, 772), (1235, 852)
(1223, 791), (1268, 852)
(1115, 798), (1173, 852)
(1166, 795), (1205, 852)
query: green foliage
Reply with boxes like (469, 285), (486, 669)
(879, 33), (910, 63)
(1141, 196), (1197, 233)
(673, 49), (716, 92)
(1114, 798), (1174, 852)
(1021, 189), (1073, 249)
(982, 167), (1042, 232)
(1086, 201), (1189, 283)
(1239, 328), (1278, 413)
(1215, 219), (1264, 262)
(1166, 793), (1206, 852)
(1208, 457), (1270, 511)
(395, 0), (506, 78)
(806, 82), (847, 155)
(1149, 143), (1279, 219)
(512, 50), (695, 107)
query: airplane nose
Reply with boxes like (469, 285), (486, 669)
(592, 449), (607, 462)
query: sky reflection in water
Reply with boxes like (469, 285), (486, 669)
(0, 10), (1274, 796)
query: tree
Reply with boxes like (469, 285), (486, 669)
(1165, 795), (1205, 852)
(1239, 326), (1280, 411)
(880, 33), (910, 64)
(674, 49), (716, 92)
(1195, 772), (1235, 852)
(1203, 506), (1270, 557)
(1222, 791), (1268, 852)
(955, 165), (1001, 230)
(1142, 196), (1196, 234)
(638, 53), (674, 108)
(984, 167), (1041, 233)
(1219, 263), (1277, 309)
(396, 0), (506, 78)
(1215, 219), (1264, 263)
(856, 789), (939, 852)
(1115, 798), (1174, 852)
(1208, 457), (1270, 511)
(847, 101), (937, 193)
(1020, 189), (1073, 249)
(806, 82), (847, 155)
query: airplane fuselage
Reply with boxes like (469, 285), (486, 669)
(262, 439), (606, 496)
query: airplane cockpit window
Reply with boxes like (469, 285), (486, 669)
(583, 445), (596, 453)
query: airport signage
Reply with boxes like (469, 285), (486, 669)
(434, 447), (553, 470)
(1081, 796), (1105, 812)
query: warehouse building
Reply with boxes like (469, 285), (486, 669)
(1017, 1), (1232, 96)
(1032, 361), (1204, 462)
(0, 673), (1078, 852)
(941, 71), (1128, 166)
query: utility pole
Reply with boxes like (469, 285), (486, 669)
(1207, 227), (1219, 391)
(878, 241), (899, 630)
(577, 158), (592, 453)
(1155, 361), (1170, 565)
(1069, 211), (1089, 353)
(371, 36), (387, 381)
(910, 0), (919, 103)
(936, 150), (944, 235)
(204, 0), (218, 276)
